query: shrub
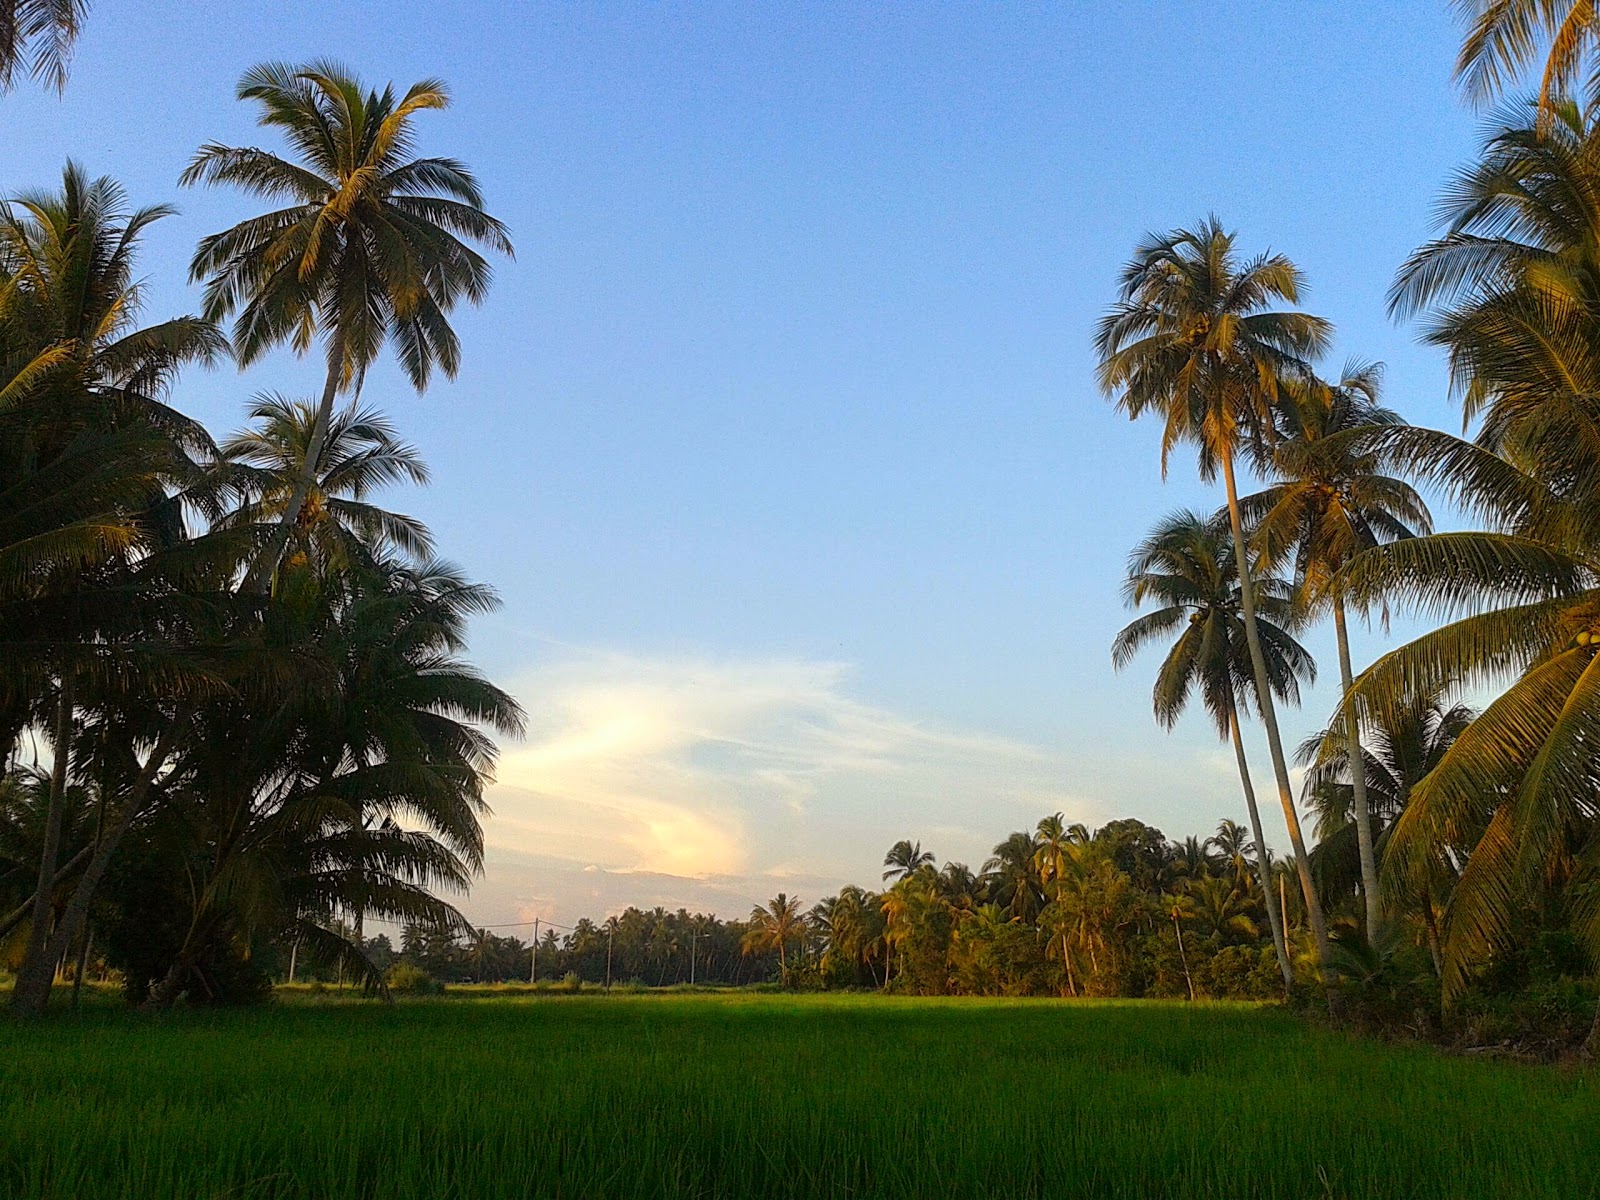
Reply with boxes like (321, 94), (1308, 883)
(386, 962), (442, 996)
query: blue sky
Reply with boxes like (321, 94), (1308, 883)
(8, 2), (1488, 924)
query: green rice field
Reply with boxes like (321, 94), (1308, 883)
(1, 993), (1596, 1199)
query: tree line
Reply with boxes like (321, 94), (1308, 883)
(333, 819), (1287, 999)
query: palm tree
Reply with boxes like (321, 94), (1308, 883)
(935, 861), (984, 911)
(983, 831), (1044, 923)
(741, 893), (806, 986)
(1, 165), (224, 1016)
(218, 395), (433, 572)
(881, 839), (934, 883)
(1348, 104), (1600, 1008)
(1207, 819), (1245, 881)
(1111, 508), (1311, 985)
(1454, 0), (1600, 119)
(1299, 693), (1478, 974)
(182, 61), (512, 584)
(1097, 220), (1335, 973)
(1247, 364), (1431, 943)
(0, 0), (86, 93)
(136, 554), (522, 1006)
(1185, 875), (1261, 943)
(1032, 812), (1090, 890)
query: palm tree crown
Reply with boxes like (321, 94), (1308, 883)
(219, 395), (433, 569)
(183, 60), (513, 391)
(1453, 0), (1600, 117)
(1113, 509), (1313, 735)
(0, 0), (87, 93)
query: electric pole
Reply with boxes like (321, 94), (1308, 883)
(529, 917), (539, 984)
(605, 922), (614, 992)
(689, 923), (697, 986)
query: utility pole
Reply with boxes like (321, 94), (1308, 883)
(689, 923), (697, 986)
(529, 917), (539, 984)
(605, 922), (614, 992)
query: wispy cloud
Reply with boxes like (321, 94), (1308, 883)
(476, 650), (1094, 923)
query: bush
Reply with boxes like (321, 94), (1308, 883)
(562, 971), (583, 993)
(1449, 978), (1596, 1056)
(386, 962), (442, 996)
(1200, 944), (1285, 1000)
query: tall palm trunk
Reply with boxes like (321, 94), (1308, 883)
(1333, 596), (1383, 943)
(1172, 908), (1194, 1001)
(247, 358), (340, 591)
(13, 679), (73, 1015)
(1220, 448), (1333, 972)
(1229, 707), (1293, 987)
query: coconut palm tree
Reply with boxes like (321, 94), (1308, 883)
(218, 395), (433, 573)
(0, 0), (86, 93)
(135, 553), (521, 1006)
(1298, 692), (1477, 974)
(1111, 508), (1312, 984)
(1032, 812), (1091, 890)
(1096, 219), (1335, 972)
(182, 60), (512, 585)
(741, 893), (807, 986)
(1209, 819), (1255, 889)
(1454, 0), (1600, 119)
(1346, 104), (1600, 1011)
(1, 165), (224, 1016)
(881, 839), (934, 883)
(983, 831), (1044, 923)
(1185, 875), (1261, 943)
(1246, 363), (1431, 943)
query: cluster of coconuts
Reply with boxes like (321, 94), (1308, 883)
(1576, 630), (1600, 648)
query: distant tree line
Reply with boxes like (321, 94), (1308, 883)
(340, 910), (782, 989)
(384, 817), (1292, 999)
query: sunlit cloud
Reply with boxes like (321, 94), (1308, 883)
(474, 650), (1094, 923)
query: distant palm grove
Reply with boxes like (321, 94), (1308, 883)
(10, 0), (1600, 1066)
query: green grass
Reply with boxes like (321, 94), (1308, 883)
(1, 993), (1596, 1199)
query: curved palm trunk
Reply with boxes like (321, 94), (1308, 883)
(1229, 708), (1293, 987)
(1220, 449), (1333, 973)
(11, 715), (183, 1015)
(247, 358), (340, 591)
(13, 680), (73, 1015)
(0, 844), (91, 943)
(1172, 909), (1194, 1001)
(1333, 597), (1383, 944)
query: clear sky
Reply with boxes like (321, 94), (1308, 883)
(6, 2), (1487, 927)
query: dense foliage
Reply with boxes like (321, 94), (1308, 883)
(0, 62), (517, 1013)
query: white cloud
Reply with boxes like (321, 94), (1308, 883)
(473, 650), (1095, 924)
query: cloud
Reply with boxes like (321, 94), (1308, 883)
(474, 650), (1093, 924)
